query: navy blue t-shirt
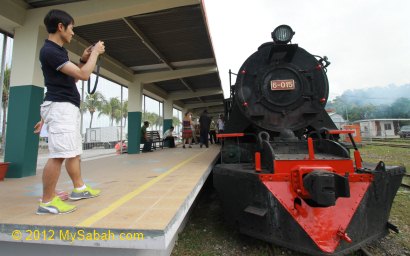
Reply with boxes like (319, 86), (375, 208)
(39, 39), (80, 108)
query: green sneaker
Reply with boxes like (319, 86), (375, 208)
(69, 184), (101, 200)
(36, 196), (77, 215)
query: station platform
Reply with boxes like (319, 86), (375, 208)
(0, 145), (220, 256)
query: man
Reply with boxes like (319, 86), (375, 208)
(141, 121), (153, 152)
(191, 117), (199, 144)
(209, 118), (217, 144)
(216, 113), (225, 144)
(217, 114), (225, 133)
(163, 126), (176, 148)
(33, 9), (105, 214)
(199, 110), (212, 148)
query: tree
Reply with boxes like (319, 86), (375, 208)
(82, 91), (105, 128)
(99, 97), (122, 126)
(373, 104), (390, 119)
(152, 113), (162, 130)
(121, 100), (128, 127)
(172, 116), (181, 127)
(328, 97), (383, 121)
(327, 96), (350, 120)
(343, 104), (378, 121)
(142, 112), (160, 130)
(1, 65), (10, 151)
(172, 115), (182, 135)
(389, 97), (410, 118)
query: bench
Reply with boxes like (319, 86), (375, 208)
(147, 131), (163, 149)
(140, 130), (163, 151)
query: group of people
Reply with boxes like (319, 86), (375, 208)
(182, 111), (225, 148)
(140, 121), (176, 152)
(142, 110), (225, 152)
(140, 110), (224, 152)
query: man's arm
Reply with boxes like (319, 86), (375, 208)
(34, 119), (44, 134)
(60, 41), (105, 81)
(74, 45), (92, 82)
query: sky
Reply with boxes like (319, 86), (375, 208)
(3, 1), (410, 101)
(2, 0), (410, 131)
(0, 36), (13, 71)
(203, 0), (410, 100)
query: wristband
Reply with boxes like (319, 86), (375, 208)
(79, 58), (87, 64)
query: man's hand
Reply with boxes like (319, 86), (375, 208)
(91, 41), (105, 55)
(34, 120), (44, 134)
(80, 41), (104, 63)
(80, 45), (93, 63)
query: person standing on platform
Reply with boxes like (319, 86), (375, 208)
(182, 112), (193, 148)
(191, 117), (199, 144)
(209, 118), (217, 144)
(33, 9), (104, 215)
(216, 113), (225, 144)
(141, 121), (153, 152)
(199, 110), (211, 148)
(163, 126), (176, 148)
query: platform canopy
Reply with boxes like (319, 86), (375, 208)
(0, 0), (225, 115)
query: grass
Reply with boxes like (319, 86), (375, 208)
(359, 144), (410, 168)
(359, 145), (410, 252)
(172, 181), (304, 256)
(172, 145), (409, 256)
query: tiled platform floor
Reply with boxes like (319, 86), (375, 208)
(0, 145), (220, 255)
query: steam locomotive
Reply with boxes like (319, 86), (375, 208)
(213, 25), (405, 255)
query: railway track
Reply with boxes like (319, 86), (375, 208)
(401, 183), (410, 189)
(367, 142), (410, 149)
(359, 248), (373, 256)
(401, 174), (410, 189)
(361, 143), (410, 188)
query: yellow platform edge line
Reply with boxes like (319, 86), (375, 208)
(77, 149), (209, 227)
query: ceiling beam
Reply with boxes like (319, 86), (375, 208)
(193, 106), (224, 115)
(168, 88), (223, 100)
(122, 17), (172, 69)
(135, 65), (217, 83)
(184, 101), (223, 109)
(143, 83), (168, 100)
(25, 0), (200, 26)
(130, 58), (215, 72)
(122, 17), (197, 92)
(195, 105), (225, 111)
(0, 0), (27, 34)
(65, 35), (135, 84)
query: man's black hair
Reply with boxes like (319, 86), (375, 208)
(44, 9), (74, 33)
(144, 121), (149, 126)
(170, 126), (174, 129)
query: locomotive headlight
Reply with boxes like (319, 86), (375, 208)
(272, 25), (295, 44)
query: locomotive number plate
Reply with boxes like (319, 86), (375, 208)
(270, 79), (295, 90)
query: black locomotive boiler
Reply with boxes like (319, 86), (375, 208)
(213, 25), (405, 255)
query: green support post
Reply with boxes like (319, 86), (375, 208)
(5, 85), (44, 178)
(128, 111), (142, 154)
(163, 119), (173, 148)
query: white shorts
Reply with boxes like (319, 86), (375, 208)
(40, 101), (82, 158)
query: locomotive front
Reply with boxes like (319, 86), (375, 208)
(214, 25), (405, 255)
(225, 25), (334, 137)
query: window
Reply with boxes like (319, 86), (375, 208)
(142, 95), (163, 133)
(384, 123), (392, 130)
(173, 108), (182, 140)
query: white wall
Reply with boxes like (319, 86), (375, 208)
(359, 121), (397, 138)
